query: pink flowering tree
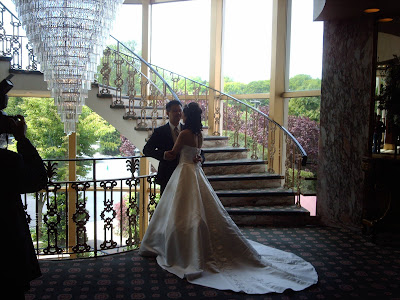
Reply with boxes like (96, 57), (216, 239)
(223, 104), (319, 173)
(119, 135), (137, 156)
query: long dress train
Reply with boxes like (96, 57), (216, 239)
(139, 145), (318, 294)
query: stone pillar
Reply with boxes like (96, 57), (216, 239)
(317, 17), (377, 229)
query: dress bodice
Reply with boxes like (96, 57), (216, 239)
(179, 145), (201, 164)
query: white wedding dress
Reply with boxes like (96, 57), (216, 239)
(139, 145), (318, 294)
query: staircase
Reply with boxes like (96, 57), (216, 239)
(85, 80), (311, 226)
(0, 33), (312, 227)
(200, 135), (311, 226)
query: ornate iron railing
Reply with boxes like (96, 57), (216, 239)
(0, 2), (39, 70)
(23, 155), (158, 258)
(98, 38), (308, 201)
(97, 36), (180, 133)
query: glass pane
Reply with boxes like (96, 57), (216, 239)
(288, 96), (320, 170)
(151, 0), (211, 81)
(109, 4), (142, 53)
(289, 0), (323, 90)
(223, 0), (273, 89)
(288, 96), (319, 196)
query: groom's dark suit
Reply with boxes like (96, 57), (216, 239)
(143, 122), (205, 195)
(143, 123), (178, 194)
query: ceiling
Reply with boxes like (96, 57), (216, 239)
(314, 0), (400, 37)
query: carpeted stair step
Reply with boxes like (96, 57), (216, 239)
(203, 158), (266, 175)
(208, 173), (283, 189)
(202, 136), (229, 148)
(216, 187), (294, 206)
(225, 204), (310, 226)
(203, 147), (248, 161)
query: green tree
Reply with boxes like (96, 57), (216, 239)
(288, 74), (321, 122)
(224, 79), (247, 95)
(288, 97), (320, 122)
(5, 97), (122, 161)
(245, 80), (270, 94)
(6, 97), (68, 159)
(288, 74), (321, 91)
(78, 106), (121, 157)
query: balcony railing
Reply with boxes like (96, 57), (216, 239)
(24, 155), (158, 258)
(0, 2), (39, 71)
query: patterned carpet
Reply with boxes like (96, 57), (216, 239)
(25, 225), (400, 300)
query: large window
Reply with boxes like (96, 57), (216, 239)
(110, 4), (142, 53)
(223, 0), (273, 91)
(288, 0), (323, 91)
(151, 0), (211, 80)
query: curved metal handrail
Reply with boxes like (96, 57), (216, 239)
(0, 1), (20, 21)
(109, 35), (180, 103)
(138, 59), (308, 165)
(0, 0), (306, 166)
(105, 36), (307, 165)
(104, 47), (165, 98)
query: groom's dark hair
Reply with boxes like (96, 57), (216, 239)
(166, 100), (182, 112)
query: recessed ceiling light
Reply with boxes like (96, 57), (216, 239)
(364, 8), (380, 13)
(378, 18), (394, 22)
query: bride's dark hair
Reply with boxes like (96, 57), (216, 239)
(183, 102), (203, 134)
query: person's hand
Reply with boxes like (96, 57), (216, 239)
(12, 115), (27, 141)
(164, 150), (176, 161)
(193, 154), (202, 164)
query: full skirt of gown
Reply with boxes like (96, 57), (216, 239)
(139, 145), (318, 294)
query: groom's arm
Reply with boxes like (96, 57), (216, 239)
(193, 150), (206, 165)
(143, 128), (167, 161)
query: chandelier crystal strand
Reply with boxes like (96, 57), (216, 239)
(13, 0), (123, 135)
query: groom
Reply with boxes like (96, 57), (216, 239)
(143, 100), (204, 195)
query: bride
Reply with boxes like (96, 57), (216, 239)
(139, 102), (318, 294)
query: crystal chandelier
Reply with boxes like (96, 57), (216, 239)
(13, 0), (123, 135)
